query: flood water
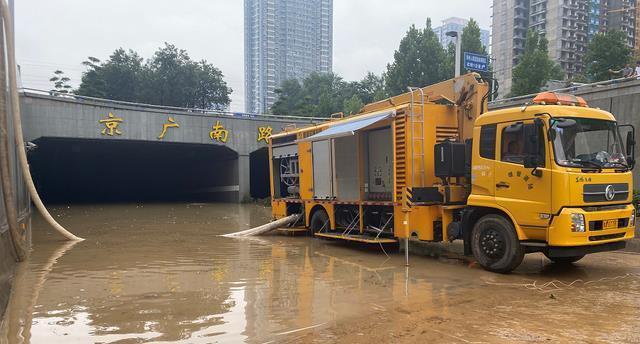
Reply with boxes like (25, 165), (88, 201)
(1, 203), (640, 343)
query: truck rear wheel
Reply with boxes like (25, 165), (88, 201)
(544, 254), (585, 264)
(310, 208), (330, 234)
(471, 215), (524, 273)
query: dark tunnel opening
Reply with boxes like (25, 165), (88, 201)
(29, 137), (249, 204)
(249, 147), (270, 199)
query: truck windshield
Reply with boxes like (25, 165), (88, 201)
(550, 117), (627, 169)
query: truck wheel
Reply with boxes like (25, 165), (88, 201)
(544, 254), (585, 264)
(310, 209), (330, 234)
(471, 215), (524, 273)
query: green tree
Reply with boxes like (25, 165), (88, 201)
(584, 30), (632, 82)
(459, 18), (487, 74)
(271, 79), (303, 116)
(77, 50), (143, 101)
(76, 44), (232, 110)
(270, 72), (387, 117)
(76, 57), (106, 98)
(190, 60), (232, 110)
(510, 30), (564, 96)
(139, 43), (198, 107)
(385, 19), (449, 96)
(273, 72), (347, 117)
(343, 94), (364, 115)
(49, 70), (72, 95)
(443, 42), (456, 79)
(101, 49), (143, 102)
(352, 72), (386, 104)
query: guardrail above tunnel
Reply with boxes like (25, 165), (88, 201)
(19, 88), (326, 156)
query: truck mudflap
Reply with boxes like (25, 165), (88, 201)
(545, 241), (626, 258)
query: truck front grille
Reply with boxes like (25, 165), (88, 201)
(583, 183), (629, 203)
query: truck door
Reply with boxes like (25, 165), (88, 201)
(495, 121), (552, 232)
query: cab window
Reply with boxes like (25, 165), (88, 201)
(479, 124), (496, 159)
(500, 122), (546, 165)
(501, 123), (525, 164)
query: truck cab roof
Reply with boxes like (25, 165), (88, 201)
(476, 104), (616, 126)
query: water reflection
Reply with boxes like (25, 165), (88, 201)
(1, 240), (79, 344)
(1, 203), (639, 343)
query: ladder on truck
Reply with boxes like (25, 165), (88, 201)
(407, 87), (425, 187)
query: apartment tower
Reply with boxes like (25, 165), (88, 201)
(244, 0), (333, 114)
(492, 0), (637, 97)
(433, 17), (491, 51)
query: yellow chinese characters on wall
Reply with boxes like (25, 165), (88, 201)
(99, 112), (124, 136)
(209, 121), (229, 143)
(158, 116), (180, 140)
(257, 126), (272, 143)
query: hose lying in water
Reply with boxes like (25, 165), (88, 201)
(222, 214), (301, 238)
(0, 0), (83, 242)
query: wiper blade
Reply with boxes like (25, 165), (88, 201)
(573, 160), (603, 170)
(604, 161), (629, 169)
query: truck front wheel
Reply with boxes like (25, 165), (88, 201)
(471, 215), (524, 273)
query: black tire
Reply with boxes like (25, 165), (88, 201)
(310, 208), (330, 234)
(471, 214), (524, 273)
(544, 254), (585, 264)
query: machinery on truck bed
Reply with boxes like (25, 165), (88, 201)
(268, 73), (636, 273)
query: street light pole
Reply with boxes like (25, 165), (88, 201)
(446, 31), (461, 77)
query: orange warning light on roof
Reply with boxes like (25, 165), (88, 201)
(532, 92), (588, 107)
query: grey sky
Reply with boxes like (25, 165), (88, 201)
(16, 0), (491, 112)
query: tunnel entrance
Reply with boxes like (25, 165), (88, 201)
(249, 147), (270, 199)
(29, 138), (240, 203)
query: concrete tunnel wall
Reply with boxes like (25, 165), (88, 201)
(19, 92), (317, 203)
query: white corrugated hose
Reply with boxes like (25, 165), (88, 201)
(0, 0), (83, 242)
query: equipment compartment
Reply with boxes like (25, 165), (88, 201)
(332, 135), (359, 201)
(366, 128), (393, 200)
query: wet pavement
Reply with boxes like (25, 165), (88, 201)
(1, 203), (639, 343)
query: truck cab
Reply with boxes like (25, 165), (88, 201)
(465, 92), (636, 272)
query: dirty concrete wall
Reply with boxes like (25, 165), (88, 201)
(19, 92), (315, 156)
(19, 92), (319, 202)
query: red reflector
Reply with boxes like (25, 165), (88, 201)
(533, 92), (588, 107)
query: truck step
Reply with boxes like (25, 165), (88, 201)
(314, 232), (398, 244)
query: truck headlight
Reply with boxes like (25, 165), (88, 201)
(630, 213), (635, 227)
(571, 213), (586, 232)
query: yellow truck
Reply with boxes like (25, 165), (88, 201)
(268, 73), (636, 273)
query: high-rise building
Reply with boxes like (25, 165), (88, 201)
(608, 0), (636, 46)
(635, 1), (640, 54)
(492, 0), (636, 97)
(433, 17), (491, 51)
(244, 0), (333, 114)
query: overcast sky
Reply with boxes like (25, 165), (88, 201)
(16, 0), (492, 112)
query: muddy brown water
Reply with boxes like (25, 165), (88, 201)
(1, 203), (639, 343)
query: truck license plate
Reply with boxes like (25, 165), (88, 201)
(603, 219), (618, 230)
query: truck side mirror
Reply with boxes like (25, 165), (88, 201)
(620, 124), (636, 169)
(523, 121), (542, 169)
(626, 129), (635, 168)
(626, 131), (635, 156)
